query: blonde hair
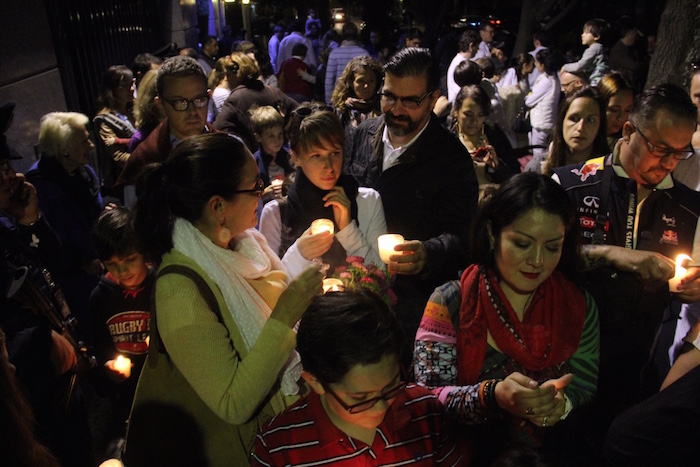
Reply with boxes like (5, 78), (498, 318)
(208, 55), (236, 89)
(229, 52), (259, 85)
(249, 105), (284, 134)
(38, 112), (89, 157)
(134, 70), (163, 129)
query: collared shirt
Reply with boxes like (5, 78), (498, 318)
(252, 384), (463, 466)
(382, 118), (430, 171)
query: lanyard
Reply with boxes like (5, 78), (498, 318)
(592, 156), (636, 250)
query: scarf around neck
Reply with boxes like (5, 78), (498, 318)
(172, 217), (301, 395)
(457, 264), (586, 385)
(280, 169), (359, 269)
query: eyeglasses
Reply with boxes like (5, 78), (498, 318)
(162, 95), (210, 112)
(634, 126), (694, 160)
(231, 177), (265, 197)
(379, 91), (433, 110)
(323, 378), (407, 414)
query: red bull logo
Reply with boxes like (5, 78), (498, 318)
(571, 162), (601, 182)
(661, 230), (678, 245)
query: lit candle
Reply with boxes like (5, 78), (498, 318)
(378, 234), (405, 264)
(322, 278), (345, 293)
(311, 218), (334, 235)
(669, 254), (692, 293)
(113, 355), (132, 378)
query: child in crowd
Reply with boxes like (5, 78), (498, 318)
(249, 105), (294, 205)
(252, 291), (464, 466)
(89, 207), (154, 453)
(561, 18), (610, 86)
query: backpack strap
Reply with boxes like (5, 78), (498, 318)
(148, 264), (223, 368)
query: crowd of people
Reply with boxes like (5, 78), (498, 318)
(1, 7), (700, 467)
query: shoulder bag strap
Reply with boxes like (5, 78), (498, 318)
(148, 264), (223, 368)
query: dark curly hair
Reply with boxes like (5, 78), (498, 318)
(331, 56), (383, 113)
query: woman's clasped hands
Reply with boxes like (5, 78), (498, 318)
(494, 372), (574, 428)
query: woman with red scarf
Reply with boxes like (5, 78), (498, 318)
(414, 173), (599, 464)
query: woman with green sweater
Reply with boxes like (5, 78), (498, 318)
(123, 133), (322, 466)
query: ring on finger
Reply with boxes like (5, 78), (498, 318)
(542, 416), (548, 427)
(525, 407), (535, 416)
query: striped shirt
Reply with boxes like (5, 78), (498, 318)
(252, 385), (464, 466)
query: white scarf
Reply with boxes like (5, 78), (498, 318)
(172, 217), (301, 395)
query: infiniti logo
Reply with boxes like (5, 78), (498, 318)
(583, 196), (600, 208)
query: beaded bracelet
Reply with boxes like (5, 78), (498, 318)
(481, 378), (503, 411)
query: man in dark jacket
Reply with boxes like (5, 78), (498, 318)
(115, 56), (214, 204)
(347, 47), (479, 346)
(553, 83), (700, 457)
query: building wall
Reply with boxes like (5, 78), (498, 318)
(0, 0), (198, 174)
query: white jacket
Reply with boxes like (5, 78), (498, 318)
(525, 73), (559, 131)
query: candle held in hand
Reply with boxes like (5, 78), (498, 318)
(311, 218), (334, 235)
(669, 254), (692, 293)
(378, 234), (405, 264)
(322, 278), (345, 293)
(113, 355), (132, 378)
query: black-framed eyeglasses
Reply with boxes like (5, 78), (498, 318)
(162, 95), (210, 112)
(232, 177), (265, 198)
(634, 126), (694, 160)
(323, 378), (407, 414)
(379, 90), (433, 110)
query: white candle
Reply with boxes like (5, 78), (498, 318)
(378, 234), (404, 264)
(322, 278), (345, 293)
(669, 254), (692, 293)
(311, 218), (334, 235)
(113, 355), (132, 378)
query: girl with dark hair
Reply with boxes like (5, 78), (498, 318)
(414, 173), (599, 464)
(94, 65), (136, 197)
(596, 72), (634, 150)
(259, 104), (387, 275)
(331, 55), (383, 158)
(125, 133), (322, 465)
(331, 55), (383, 129)
(498, 53), (536, 144)
(452, 85), (518, 185)
(525, 49), (560, 153)
(539, 86), (609, 174)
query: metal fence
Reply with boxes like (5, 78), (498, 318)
(44, 0), (165, 117)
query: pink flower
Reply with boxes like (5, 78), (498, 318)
(373, 269), (386, 281)
(360, 277), (376, 285)
(346, 256), (364, 265)
(340, 272), (352, 280)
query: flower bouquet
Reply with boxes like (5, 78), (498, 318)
(331, 256), (397, 307)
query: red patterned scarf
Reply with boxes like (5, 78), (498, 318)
(457, 264), (586, 385)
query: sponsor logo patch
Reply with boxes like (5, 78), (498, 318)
(571, 162), (600, 181)
(661, 230), (678, 245)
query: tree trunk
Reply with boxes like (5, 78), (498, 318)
(646, 0), (700, 89)
(511, 0), (577, 56)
